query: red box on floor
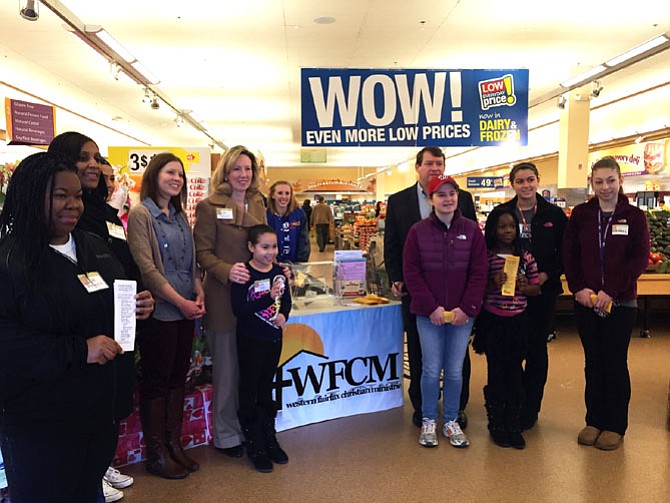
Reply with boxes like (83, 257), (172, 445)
(113, 384), (213, 467)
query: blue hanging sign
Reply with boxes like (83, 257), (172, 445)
(466, 177), (506, 189)
(301, 68), (528, 148)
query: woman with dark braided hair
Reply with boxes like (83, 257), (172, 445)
(0, 152), (148, 502)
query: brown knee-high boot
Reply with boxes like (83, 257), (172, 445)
(140, 396), (189, 479)
(165, 388), (200, 472)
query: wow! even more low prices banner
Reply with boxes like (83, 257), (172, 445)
(301, 68), (529, 148)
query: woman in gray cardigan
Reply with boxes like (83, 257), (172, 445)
(127, 153), (205, 480)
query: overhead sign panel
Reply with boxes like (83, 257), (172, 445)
(301, 68), (528, 148)
(4, 98), (56, 146)
(466, 176), (505, 189)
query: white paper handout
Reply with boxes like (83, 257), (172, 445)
(114, 279), (137, 352)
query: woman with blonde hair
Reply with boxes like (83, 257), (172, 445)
(266, 180), (310, 263)
(193, 145), (267, 459)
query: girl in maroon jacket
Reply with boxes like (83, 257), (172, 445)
(403, 175), (488, 449)
(563, 156), (650, 451)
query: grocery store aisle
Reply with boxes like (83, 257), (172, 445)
(117, 316), (670, 502)
(308, 232), (335, 262)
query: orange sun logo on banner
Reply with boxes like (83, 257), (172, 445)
(279, 323), (325, 366)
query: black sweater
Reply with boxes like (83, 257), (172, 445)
(0, 230), (126, 435)
(231, 262), (291, 342)
(499, 194), (568, 296)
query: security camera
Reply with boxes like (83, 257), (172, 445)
(20, 0), (39, 21)
(150, 98), (160, 110)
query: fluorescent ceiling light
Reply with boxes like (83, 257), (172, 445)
(131, 61), (160, 85)
(560, 65), (606, 88)
(189, 111), (204, 123)
(87, 27), (135, 63)
(605, 34), (670, 67)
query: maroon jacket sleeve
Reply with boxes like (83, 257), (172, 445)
(562, 206), (587, 295)
(459, 225), (488, 318)
(402, 225), (439, 317)
(602, 208), (650, 298)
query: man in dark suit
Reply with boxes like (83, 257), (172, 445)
(384, 146), (476, 428)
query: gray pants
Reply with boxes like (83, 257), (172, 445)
(209, 329), (244, 448)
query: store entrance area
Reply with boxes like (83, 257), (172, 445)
(114, 315), (670, 501)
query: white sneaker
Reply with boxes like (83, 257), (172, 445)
(102, 479), (124, 503)
(104, 466), (134, 489)
(443, 419), (470, 448)
(419, 418), (438, 447)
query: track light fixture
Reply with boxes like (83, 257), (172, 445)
(591, 80), (603, 98)
(110, 61), (121, 81)
(142, 87), (151, 104)
(557, 95), (567, 109)
(150, 95), (160, 110)
(19, 0), (39, 21)
(174, 115), (184, 127)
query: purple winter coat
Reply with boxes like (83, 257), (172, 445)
(402, 211), (488, 319)
(563, 193), (650, 301)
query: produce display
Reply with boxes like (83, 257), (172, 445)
(646, 210), (670, 273)
(353, 215), (378, 251)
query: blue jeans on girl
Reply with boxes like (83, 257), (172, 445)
(416, 316), (474, 422)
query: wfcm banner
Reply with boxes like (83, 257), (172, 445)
(274, 303), (404, 432)
(301, 68), (529, 148)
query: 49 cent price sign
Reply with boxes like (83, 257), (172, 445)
(466, 176), (505, 189)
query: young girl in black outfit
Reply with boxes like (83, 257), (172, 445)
(231, 225), (291, 473)
(474, 206), (539, 449)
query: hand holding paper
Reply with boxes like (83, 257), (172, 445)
(501, 255), (520, 297)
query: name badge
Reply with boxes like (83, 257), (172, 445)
(78, 271), (110, 293)
(612, 224), (629, 236)
(106, 221), (126, 240)
(216, 208), (234, 220)
(253, 279), (271, 293)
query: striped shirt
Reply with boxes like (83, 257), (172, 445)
(484, 251), (539, 317)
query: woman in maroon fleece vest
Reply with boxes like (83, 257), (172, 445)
(563, 156), (650, 451)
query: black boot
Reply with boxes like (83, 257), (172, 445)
(262, 402), (288, 464)
(506, 397), (526, 450)
(166, 388), (200, 472)
(239, 410), (273, 473)
(484, 386), (510, 448)
(140, 397), (189, 479)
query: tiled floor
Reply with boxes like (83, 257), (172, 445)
(117, 312), (670, 503)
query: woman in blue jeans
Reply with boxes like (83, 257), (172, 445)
(403, 175), (488, 448)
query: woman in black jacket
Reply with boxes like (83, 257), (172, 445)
(0, 152), (152, 502)
(48, 132), (154, 493)
(499, 162), (568, 430)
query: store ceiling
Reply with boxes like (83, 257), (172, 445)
(1, 1), (670, 170)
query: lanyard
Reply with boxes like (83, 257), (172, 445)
(597, 209), (614, 285)
(517, 203), (537, 242)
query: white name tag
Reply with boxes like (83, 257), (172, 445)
(216, 208), (233, 220)
(78, 272), (109, 293)
(612, 224), (629, 236)
(106, 221), (126, 240)
(253, 279), (271, 293)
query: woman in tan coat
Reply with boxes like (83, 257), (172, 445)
(193, 145), (266, 457)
